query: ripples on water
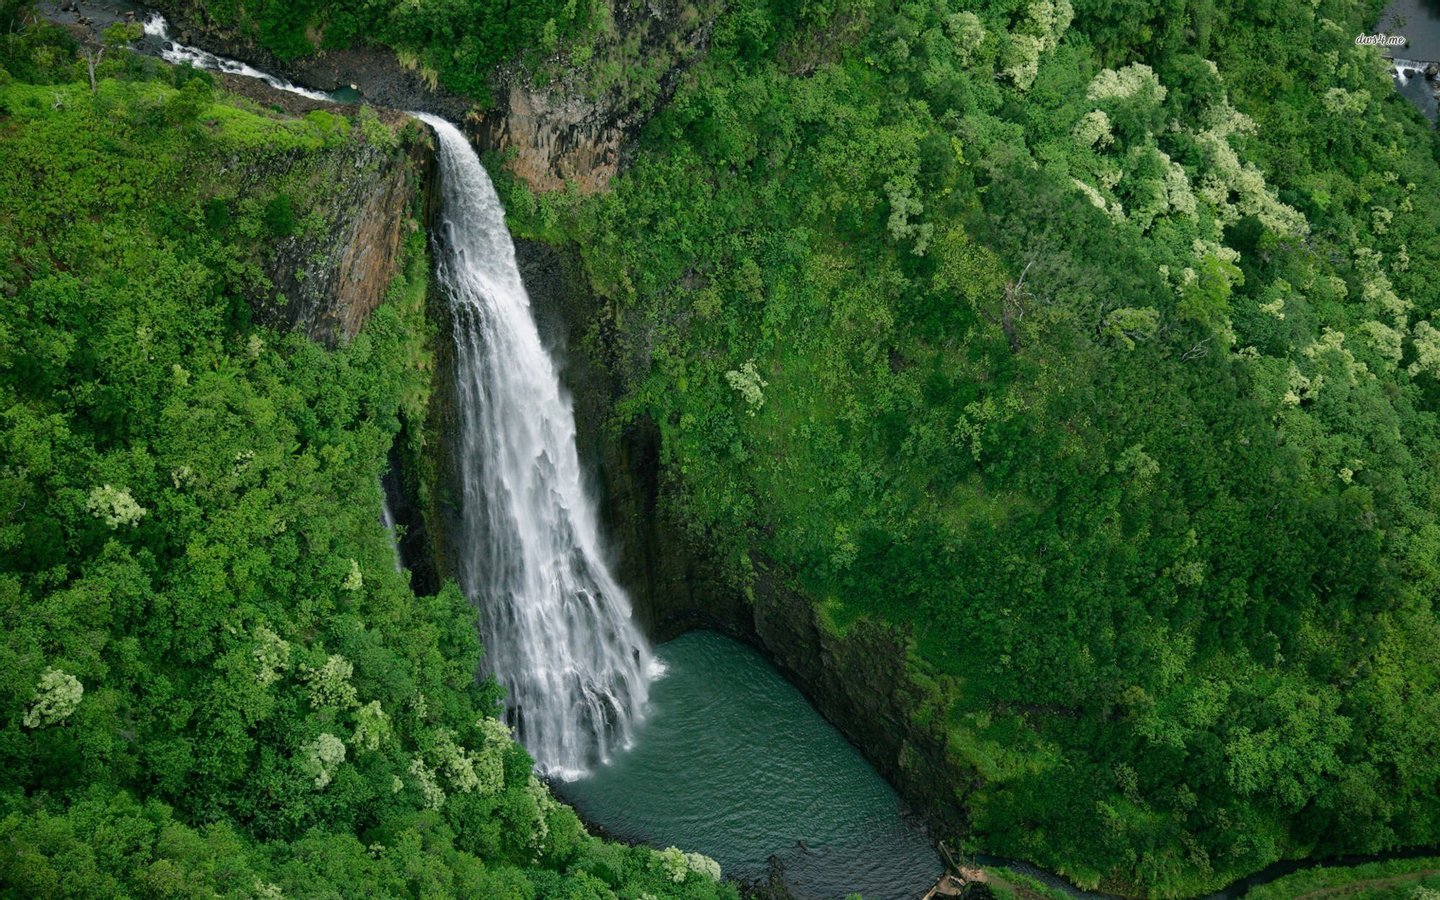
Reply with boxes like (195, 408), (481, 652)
(557, 631), (943, 900)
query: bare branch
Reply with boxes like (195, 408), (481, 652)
(1180, 337), (1212, 362)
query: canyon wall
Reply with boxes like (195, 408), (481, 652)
(517, 237), (979, 846)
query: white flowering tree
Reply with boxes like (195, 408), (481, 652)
(252, 627), (291, 686)
(86, 485), (146, 528)
(725, 360), (768, 415)
(685, 852), (722, 881)
(301, 733), (346, 789)
(304, 654), (358, 710)
(24, 668), (83, 728)
(351, 700), (390, 752)
(1001, 0), (1073, 90)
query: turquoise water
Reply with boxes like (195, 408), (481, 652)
(327, 86), (363, 105)
(556, 631), (943, 900)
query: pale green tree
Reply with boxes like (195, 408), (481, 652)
(23, 668), (83, 728)
(302, 733), (346, 788)
(86, 484), (146, 528)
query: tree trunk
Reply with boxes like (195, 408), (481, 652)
(85, 47), (103, 93)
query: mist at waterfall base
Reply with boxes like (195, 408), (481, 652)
(557, 632), (944, 900)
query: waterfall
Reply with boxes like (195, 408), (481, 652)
(414, 113), (655, 779)
(380, 486), (404, 573)
(131, 18), (656, 778)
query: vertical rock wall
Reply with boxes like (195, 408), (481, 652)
(253, 125), (433, 346)
(515, 237), (978, 848)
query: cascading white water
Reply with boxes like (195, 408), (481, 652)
(142, 14), (332, 100)
(129, 20), (656, 778)
(414, 114), (656, 779)
(380, 486), (404, 573)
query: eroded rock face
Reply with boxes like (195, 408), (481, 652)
(516, 239), (747, 633)
(246, 118), (432, 346)
(146, 0), (715, 193)
(750, 564), (973, 840)
(471, 2), (715, 193)
(472, 86), (621, 194)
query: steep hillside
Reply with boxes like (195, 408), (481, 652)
(11, 0), (1440, 896)
(496, 0), (1440, 894)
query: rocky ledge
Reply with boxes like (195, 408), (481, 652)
(142, 0), (715, 193)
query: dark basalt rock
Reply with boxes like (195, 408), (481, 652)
(515, 238), (749, 638)
(249, 122), (433, 347)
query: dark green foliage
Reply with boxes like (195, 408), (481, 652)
(262, 193), (295, 236)
(8, 0), (1440, 894)
(494, 0), (1440, 894)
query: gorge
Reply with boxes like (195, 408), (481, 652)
(12, 0), (1440, 896)
(125, 15), (947, 895)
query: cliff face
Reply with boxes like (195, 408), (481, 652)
(471, 86), (623, 194)
(255, 119), (432, 346)
(516, 239), (748, 636)
(147, 0), (715, 193)
(195, 74), (448, 591)
(197, 74), (435, 346)
(749, 565), (974, 841)
(517, 237), (977, 847)
(471, 2), (715, 194)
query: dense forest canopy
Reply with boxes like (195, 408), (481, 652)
(496, 0), (1440, 894)
(4, 0), (1440, 896)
